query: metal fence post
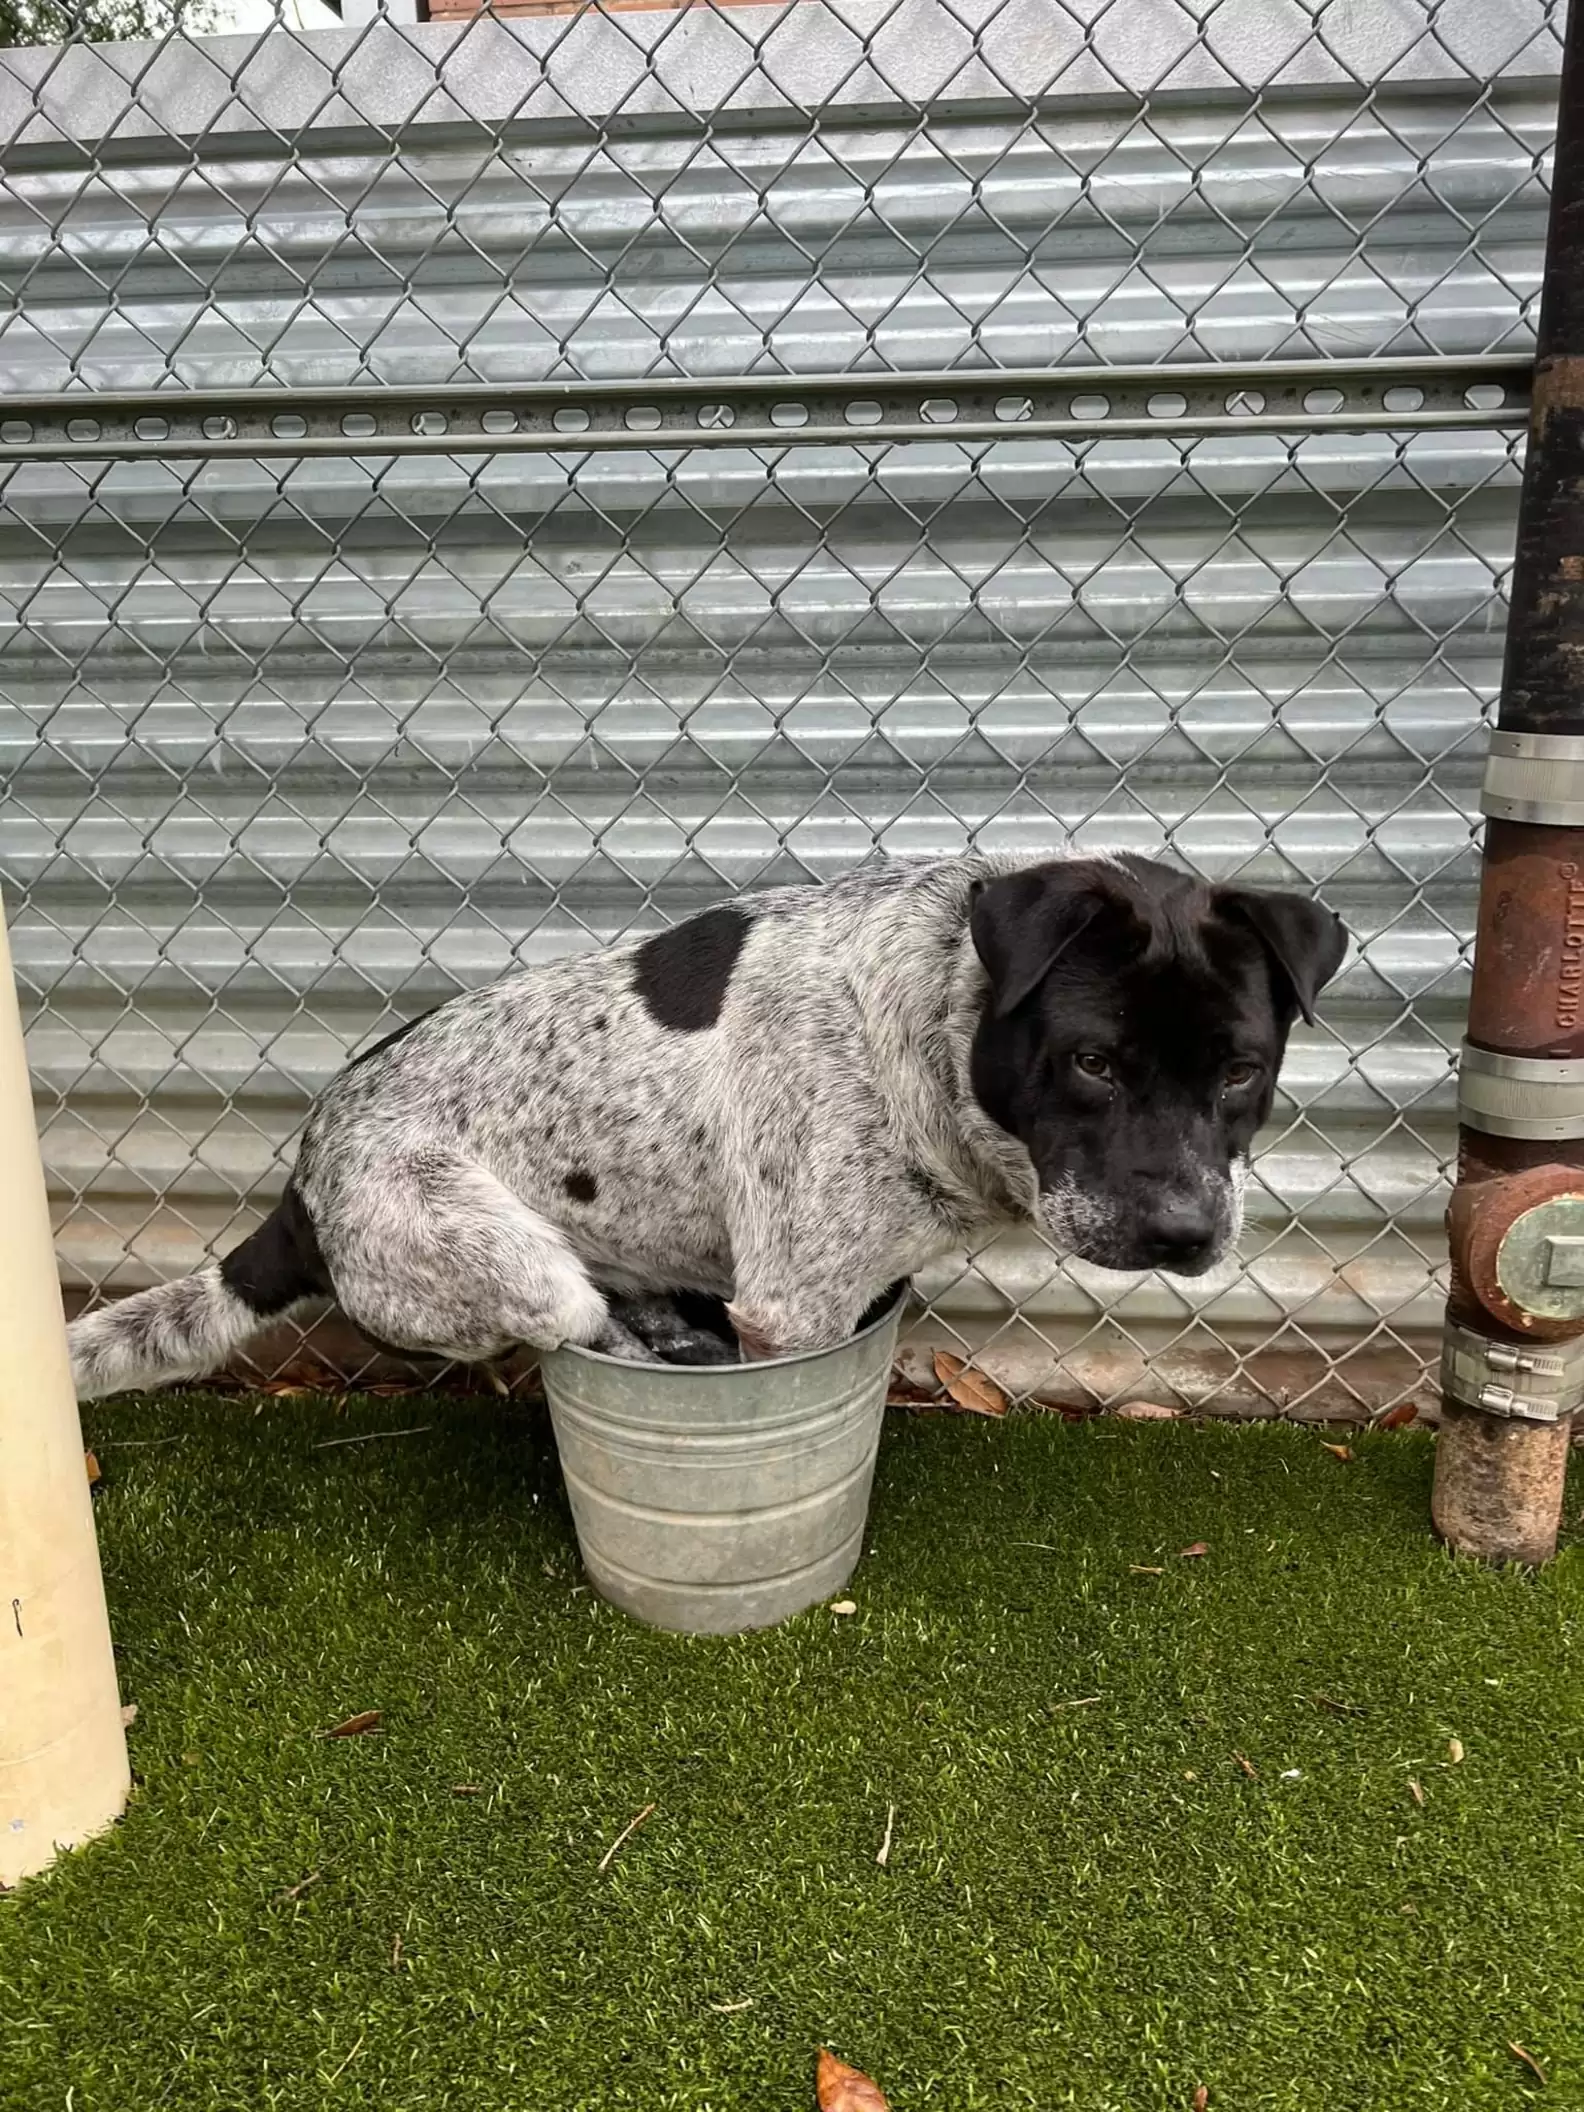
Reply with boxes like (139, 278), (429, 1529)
(0, 893), (129, 1887)
(1433, 0), (1584, 1564)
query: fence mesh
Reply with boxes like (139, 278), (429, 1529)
(0, 0), (1559, 1414)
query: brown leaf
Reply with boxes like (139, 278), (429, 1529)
(1407, 1776), (1425, 1807)
(263, 1382), (317, 1398)
(1508, 2041), (1547, 2086)
(1447, 1737), (1464, 1765)
(1193, 2090), (1210, 2112)
(1129, 1565), (1165, 1576)
(932, 1350), (1007, 1418)
(1320, 1441), (1354, 1462)
(1233, 1751), (1258, 1780)
(1178, 1541), (1210, 1559)
(1115, 1400), (1180, 1421)
(120, 1702), (138, 1728)
(321, 1710), (382, 1739)
(1377, 1401), (1419, 1431)
(816, 2049), (891, 2112)
(84, 1449), (101, 1486)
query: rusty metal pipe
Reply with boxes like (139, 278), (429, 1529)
(1432, 0), (1584, 1563)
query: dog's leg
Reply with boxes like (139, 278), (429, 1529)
(724, 1277), (868, 1363)
(327, 1152), (612, 1363)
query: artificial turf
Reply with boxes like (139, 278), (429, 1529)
(1, 1395), (1580, 2112)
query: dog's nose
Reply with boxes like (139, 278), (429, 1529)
(1138, 1197), (1218, 1272)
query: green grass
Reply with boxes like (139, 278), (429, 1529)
(2, 1398), (1581, 2111)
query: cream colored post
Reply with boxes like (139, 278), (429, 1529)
(0, 894), (128, 1886)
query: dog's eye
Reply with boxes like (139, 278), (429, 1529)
(1224, 1061), (1260, 1090)
(1073, 1052), (1112, 1081)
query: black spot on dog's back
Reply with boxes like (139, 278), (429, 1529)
(633, 906), (753, 1031)
(564, 1169), (598, 1204)
(219, 1184), (329, 1316)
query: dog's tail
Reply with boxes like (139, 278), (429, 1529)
(68, 1185), (329, 1402)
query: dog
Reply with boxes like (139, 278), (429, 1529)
(66, 852), (1347, 1399)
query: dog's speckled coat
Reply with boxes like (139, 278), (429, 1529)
(67, 853), (1346, 1398)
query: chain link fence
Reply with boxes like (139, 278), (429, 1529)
(0, 0), (1559, 1414)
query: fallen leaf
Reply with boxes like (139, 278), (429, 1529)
(84, 1449), (103, 1487)
(1407, 1776), (1425, 1807)
(876, 1803), (896, 1867)
(320, 1710), (382, 1739)
(1508, 2041), (1547, 2086)
(120, 1702), (138, 1728)
(1233, 1751), (1258, 1780)
(1115, 1400), (1179, 1421)
(1280, 1768), (1302, 1781)
(932, 1350), (1007, 1418)
(1129, 1564), (1165, 1576)
(263, 1382), (316, 1398)
(817, 2049), (891, 2112)
(1447, 1738), (1464, 1765)
(1193, 2090), (1210, 2112)
(1178, 1541), (1210, 1559)
(1320, 1441), (1354, 1462)
(451, 1783), (484, 1796)
(829, 1599), (857, 1617)
(1377, 1401), (1418, 1431)
(709, 1998), (755, 2014)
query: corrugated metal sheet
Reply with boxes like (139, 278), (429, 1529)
(0, 4), (1558, 1405)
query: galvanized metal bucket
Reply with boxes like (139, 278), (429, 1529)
(540, 1287), (907, 1635)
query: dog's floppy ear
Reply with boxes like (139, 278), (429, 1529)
(1217, 888), (1348, 1027)
(970, 862), (1137, 1019)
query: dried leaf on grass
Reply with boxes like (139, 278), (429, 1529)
(120, 1702), (138, 1728)
(1508, 2042), (1547, 2086)
(84, 1449), (102, 1486)
(1448, 1738), (1464, 1765)
(816, 2049), (891, 2112)
(1233, 1752), (1258, 1780)
(1178, 1541), (1209, 1559)
(1129, 1564), (1165, 1576)
(1193, 2090), (1210, 2111)
(1320, 1442), (1354, 1462)
(1407, 1777), (1425, 1807)
(932, 1351), (1007, 1418)
(1377, 1402), (1419, 1431)
(320, 1710), (382, 1739)
(1115, 1400), (1180, 1421)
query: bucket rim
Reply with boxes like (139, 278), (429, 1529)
(546, 1279), (910, 1376)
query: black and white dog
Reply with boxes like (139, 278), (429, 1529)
(68, 853), (1346, 1398)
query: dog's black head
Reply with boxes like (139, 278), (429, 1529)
(968, 855), (1346, 1276)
